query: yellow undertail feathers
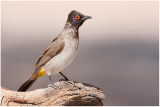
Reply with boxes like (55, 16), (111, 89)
(36, 67), (46, 78)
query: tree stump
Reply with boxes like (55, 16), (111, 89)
(1, 81), (105, 106)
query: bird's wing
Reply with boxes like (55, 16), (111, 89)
(34, 36), (64, 72)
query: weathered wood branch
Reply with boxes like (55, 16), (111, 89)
(1, 81), (105, 106)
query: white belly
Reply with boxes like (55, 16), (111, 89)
(44, 38), (78, 75)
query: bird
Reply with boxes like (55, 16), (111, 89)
(18, 10), (92, 92)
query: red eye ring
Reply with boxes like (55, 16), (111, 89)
(75, 15), (80, 20)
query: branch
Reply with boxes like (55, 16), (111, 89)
(1, 81), (105, 106)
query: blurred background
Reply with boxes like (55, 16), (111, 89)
(2, 1), (158, 106)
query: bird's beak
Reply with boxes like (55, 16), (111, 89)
(82, 16), (92, 20)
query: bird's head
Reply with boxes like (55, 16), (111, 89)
(67, 10), (92, 29)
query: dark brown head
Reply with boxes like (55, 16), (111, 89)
(67, 10), (92, 29)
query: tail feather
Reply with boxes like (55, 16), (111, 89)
(18, 78), (37, 92)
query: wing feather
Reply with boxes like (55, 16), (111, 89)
(34, 37), (64, 72)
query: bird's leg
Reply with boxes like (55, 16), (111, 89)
(48, 75), (59, 89)
(59, 72), (75, 85)
(59, 72), (69, 81)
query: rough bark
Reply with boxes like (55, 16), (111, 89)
(1, 81), (105, 106)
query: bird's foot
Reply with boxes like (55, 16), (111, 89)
(68, 80), (75, 85)
(48, 83), (60, 89)
(59, 79), (68, 81)
(59, 79), (75, 86)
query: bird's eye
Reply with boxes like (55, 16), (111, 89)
(75, 15), (80, 20)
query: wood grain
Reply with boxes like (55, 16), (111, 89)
(1, 81), (105, 106)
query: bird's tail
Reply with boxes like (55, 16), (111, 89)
(18, 78), (37, 92)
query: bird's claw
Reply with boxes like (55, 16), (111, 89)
(59, 79), (75, 87)
(59, 79), (68, 81)
(67, 80), (75, 85)
(48, 83), (60, 89)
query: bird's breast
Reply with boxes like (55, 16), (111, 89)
(44, 37), (79, 75)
